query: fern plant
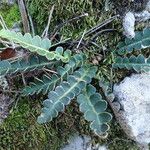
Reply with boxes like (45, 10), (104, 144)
(0, 26), (149, 137)
(114, 28), (150, 72)
(0, 29), (112, 136)
(0, 55), (55, 76)
(113, 54), (150, 72)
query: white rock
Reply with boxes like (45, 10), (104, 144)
(60, 135), (91, 150)
(113, 73), (150, 149)
(60, 134), (107, 150)
(123, 12), (135, 39)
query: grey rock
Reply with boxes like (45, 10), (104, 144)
(113, 73), (150, 150)
(135, 10), (150, 22)
(123, 12), (135, 39)
(0, 0), (15, 5)
(11, 22), (21, 32)
(60, 134), (107, 150)
(60, 135), (90, 150)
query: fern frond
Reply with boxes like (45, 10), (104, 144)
(77, 84), (112, 136)
(117, 28), (150, 55)
(0, 29), (71, 62)
(113, 54), (150, 72)
(57, 53), (86, 77)
(37, 66), (97, 124)
(22, 53), (86, 96)
(0, 55), (53, 76)
(22, 74), (60, 95)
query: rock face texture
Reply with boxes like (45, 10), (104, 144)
(113, 73), (150, 149)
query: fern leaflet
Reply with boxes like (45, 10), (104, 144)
(22, 53), (86, 95)
(77, 84), (112, 136)
(0, 55), (54, 76)
(22, 74), (60, 95)
(113, 54), (150, 72)
(117, 28), (150, 55)
(0, 29), (71, 62)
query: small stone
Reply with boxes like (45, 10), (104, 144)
(123, 12), (135, 39)
(60, 134), (108, 150)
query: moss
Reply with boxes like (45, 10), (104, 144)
(0, 96), (140, 150)
(0, 98), (79, 150)
(0, 4), (20, 28)
(27, 0), (118, 38)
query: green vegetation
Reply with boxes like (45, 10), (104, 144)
(0, 4), (20, 28)
(0, 1), (149, 150)
(0, 98), (74, 150)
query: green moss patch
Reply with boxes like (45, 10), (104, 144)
(0, 4), (20, 28)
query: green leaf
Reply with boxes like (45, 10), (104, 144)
(113, 55), (150, 72)
(21, 53), (87, 96)
(117, 28), (150, 55)
(0, 29), (66, 61)
(37, 66), (97, 124)
(22, 74), (61, 95)
(77, 84), (112, 135)
(0, 55), (54, 76)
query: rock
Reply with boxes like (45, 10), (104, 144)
(113, 73), (150, 150)
(0, 76), (13, 124)
(123, 12), (135, 39)
(11, 22), (21, 32)
(1, 0), (15, 5)
(135, 10), (150, 21)
(60, 134), (107, 150)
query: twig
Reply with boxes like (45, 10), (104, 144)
(0, 39), (10, 47)
(76, 29), (86, 49)
(50, 38), (71, 48)
(26, 6), (35, 36)
(0, 89), (21, 94)
(28, 15), (35, 36)
(91, 29), (116, 41)
(43, 68), (58, 74)
(42, 5), (55, 38)
(85, 15), (119, 36)
(17, 0), (30, 33)
(21, 73), (27, 86)
(0, 15), (15, 48)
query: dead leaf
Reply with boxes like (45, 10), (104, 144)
(0, 48), (17, 60)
